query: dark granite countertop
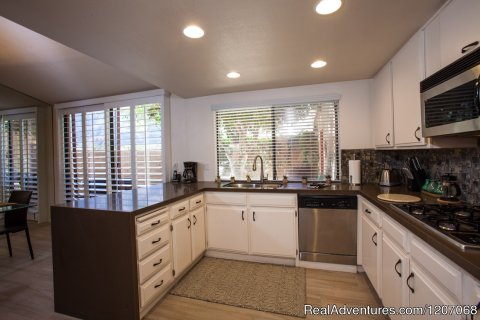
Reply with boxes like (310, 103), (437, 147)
(51, 181), (480, 281)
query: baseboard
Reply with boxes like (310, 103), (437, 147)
(205, 250), (296, 266)
(295, 260), (358, 273)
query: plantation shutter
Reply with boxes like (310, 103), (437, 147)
(215, 101), (339, 181)
(0, 113), (38, 214)
(61, 100), (163, 201)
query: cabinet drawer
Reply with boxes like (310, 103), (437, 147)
(170, 200), (189, 219)
(138, 244), (171, 284)
(136, 208), (169, 236)
(205, 192), (246, 205)
(410, 237), (462, 300)
(382, 215), (408, 251)
(189, 194), (204, 210)
(247, 193), (296, 207)
(360, 200), (382, 227)
(137, 224), (170, 260)
(139, 263), (173, 308)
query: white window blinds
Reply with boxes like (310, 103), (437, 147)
(62, 101), (163, 201)
(0, 114), (38, 212)
(215, 101), (339, 181)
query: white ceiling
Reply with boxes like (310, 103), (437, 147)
(0, 0), (446, 104)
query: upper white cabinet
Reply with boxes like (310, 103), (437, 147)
(371, 62), (394, 148)
(424, 0), (480, 77)
(392, 31), (426, 147)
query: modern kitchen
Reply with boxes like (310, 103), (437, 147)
(1, 0), (480, 319)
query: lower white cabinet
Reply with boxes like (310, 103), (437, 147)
(408, 262), (462, 320)
(381, 236), (409, 320)
(249, 207), (296, 258)
(206, 204), (248, 253)
(191, 206), (206, 261)
(361, 213), (382, 296)
(205, 192), (297, 259)
(171, 213), (192, 276)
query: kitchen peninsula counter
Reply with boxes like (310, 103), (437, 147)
(51, 182), (480, 320)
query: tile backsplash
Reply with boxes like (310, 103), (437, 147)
(341, 148), (480, 205)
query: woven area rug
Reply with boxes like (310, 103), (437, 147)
(170, 257), (306, 318)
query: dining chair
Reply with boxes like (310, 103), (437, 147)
(0, 191), (34, 259)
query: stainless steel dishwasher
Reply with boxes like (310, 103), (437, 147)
(298, 195), (357, 265)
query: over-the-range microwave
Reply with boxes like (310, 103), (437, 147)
(421, 47), (480, 137)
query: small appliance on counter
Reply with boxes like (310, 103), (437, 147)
(378, 163), (402, 187)
(182, 161), (197, 183)
(439, 174), (462, 203)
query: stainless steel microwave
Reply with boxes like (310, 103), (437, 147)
(420, 47), (480, 137)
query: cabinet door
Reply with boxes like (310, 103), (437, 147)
(205, 204), (248, 253)
(191, 206), (206, 261)
(382, 236), (409, 320)
(408, 262), (462, 320)
(425, 0), (480, 77)
(362, 214), (382, 296)
(371, 62), (394, 148)
(249, 207), (296, 258)
(171, 214), (192, 277)
(392, 31), (426, 147)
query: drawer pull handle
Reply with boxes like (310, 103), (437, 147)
(179, 207), (186, 212)
(253, 211), (256, 222)
(241, 210), (244, 221)
(365, 209), (371, 214)
(187, 218), (191, 229)
(406, 272), (415, 293)
(154, 280), (164, 288)
(151, 220), (161, 226)
(371, 232), (377, 246)
(152, 237), (162, 244)
(394, 259), (402, 277)
(193, 215), (197, 225)
(461, 41), (479, 54)
(414, 127), (421, 142)
(196, 200), (202, 204)
(153, 259), (163, 267)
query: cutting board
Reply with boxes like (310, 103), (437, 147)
(377, 193), (421, 203)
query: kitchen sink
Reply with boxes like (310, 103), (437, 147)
(223, 182), (283, 189)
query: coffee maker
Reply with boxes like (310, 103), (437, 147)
(182, 162), (197, 183)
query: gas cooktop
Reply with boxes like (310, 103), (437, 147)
(391, 203), (480, 251)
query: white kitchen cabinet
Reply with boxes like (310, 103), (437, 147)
(249, 207), (296, 258)
(205, 204), (248, 253)
(392, 31), (426, 147)
(371, 62), (394, 148)
(190, 206), (206, 261)
(408, 262), (462, 320)
(382, 236), (409, 320)
(424, 0), (480, 77)
(361, 214), (382, 296)
(171, 213), (192, 277)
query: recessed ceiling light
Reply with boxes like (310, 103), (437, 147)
(183, 25), (204, 39)
(226, 72), (240, 79)
(311, 60), (327, 68)
(315, 0), (342, 15)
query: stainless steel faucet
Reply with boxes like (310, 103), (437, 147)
(252, 155), (265, 182)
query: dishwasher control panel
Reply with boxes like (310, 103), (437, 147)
(298, 195), (357, 209)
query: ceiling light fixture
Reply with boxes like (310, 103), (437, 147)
(183, 25), (205, 39)
(315, 0), (342, 15)
(226, 71), (240, 79)
(311, 60), (327, 68)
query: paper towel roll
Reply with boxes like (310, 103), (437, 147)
(348, 160), (361, 185)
